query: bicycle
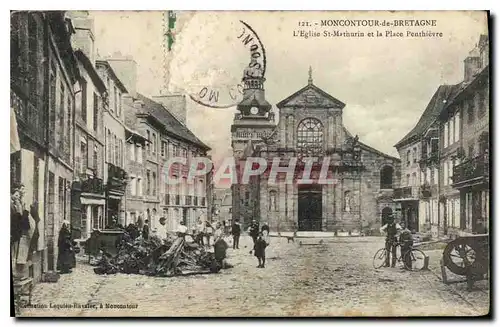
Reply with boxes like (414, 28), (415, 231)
(372, 242), (427, 271)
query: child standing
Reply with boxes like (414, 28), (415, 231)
(254, 232), (268, 268)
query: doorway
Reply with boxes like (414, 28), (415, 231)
(407, 206), (419, 232)
(107, 198), (120, 227)
(182, 208), (188, 225)
(298, 184), (322, 231)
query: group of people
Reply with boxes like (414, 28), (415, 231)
(379, 213), (414, 270)
(194, 219), (216, 247)
(191, 217), (271, 269)
(11, 183), (44, 276)
(11, 183), (77, 276)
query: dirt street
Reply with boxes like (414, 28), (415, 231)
(18, 236), (489, 317)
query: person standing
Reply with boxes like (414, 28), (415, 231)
(249, 220), (260, 244)
(142, 219), (150, 240)
(231, 219), (241, 249)
(137, 216), (144, 230)
(57, 220), (74, 274)
(213, 222), (224, 243)
(205, 221), (214, 247)
(222, 220), (226, 236)
(380, 214), (402, 268)
(11, 185), (24, 267)
(196, 218), (205, 246)
(254, 232), (268, 268)
(399, 222), (413, 270)
(177, 221), (188, 239)
(157, 217), (168, 243)
(12, 184), (35, 269)
(261, 222), (270, 245)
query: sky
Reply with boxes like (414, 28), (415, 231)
(91, 10), (487, 166)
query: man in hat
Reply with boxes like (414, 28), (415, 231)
(177, 220), (188, 238)
(399, 221), (413, 270)
(249, 219), (260, 245)
(379, 213), (402, 268)
(142, 219), (150, 240)
(157, 217), (168, 242)
(231, 219), (241, 249)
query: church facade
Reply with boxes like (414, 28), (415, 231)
(231, 63), (402, 234)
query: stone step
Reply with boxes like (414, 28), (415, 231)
(270, 231), (363, 238)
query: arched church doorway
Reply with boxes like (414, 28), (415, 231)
(298, 184), (322, 231)
(381, 207), (393, 226)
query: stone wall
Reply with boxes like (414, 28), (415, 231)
(257, 146), (400, 233)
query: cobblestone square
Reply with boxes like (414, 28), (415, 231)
(19, 236), (489, 317)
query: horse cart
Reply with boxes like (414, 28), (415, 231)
(440, 234), (489, 290)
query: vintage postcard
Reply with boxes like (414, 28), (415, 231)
(11, 10), (490, 317)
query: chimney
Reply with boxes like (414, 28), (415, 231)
(464, 45), (481, 82)
(106, 53), (138, 98)
(152, 94), (187, 124)
(68, 11), (95, 64)
(478, 34), (489, 69)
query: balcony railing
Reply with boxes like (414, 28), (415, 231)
(107, 163), (127, 191)
(452, 155), (489, 187)
(81, 176), (104, 194)
(419, 151), (439, 165)
(420, 184), (432, 198)
(108, 163), (127, 181)
(394, 186), (419, 200)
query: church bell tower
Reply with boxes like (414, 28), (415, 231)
(230, 55), (276, 225)
(231, 56), (275, 158)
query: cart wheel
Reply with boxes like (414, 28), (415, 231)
(443, 238), (483, 276)
(373, 248), (387, 269)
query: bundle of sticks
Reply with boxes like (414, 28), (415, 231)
(93, 233), (229, 277)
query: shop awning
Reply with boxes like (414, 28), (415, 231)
(11, 108), (21, 154)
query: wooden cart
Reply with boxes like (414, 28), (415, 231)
(85, 229), (125, 261)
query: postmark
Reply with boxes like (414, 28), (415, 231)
(187, 20), (267, 109)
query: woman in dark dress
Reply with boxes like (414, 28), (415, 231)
(57, 220), (74, 274)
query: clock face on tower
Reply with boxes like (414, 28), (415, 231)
(250, 107), (259, 115)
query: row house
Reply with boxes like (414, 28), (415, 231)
(393, 134), (421, 232)
(69, 12), (107, 241)
(10, 11), (80, 282)
(393, 85), (453, 234)
(440, 35), (490, 235)
(394, 34), (490, 237)
(95, 60), (129, 228)
(124, 93), (212, 232)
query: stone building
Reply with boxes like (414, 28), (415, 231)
(95, 60), (129, 228)
(231, 63), (401, 233)
(441, 35), (490, 235)
(394, 85), (453, 234)
(394, 34), (490, 237)
(69, 12), (107, 240)
(123, 93), (212, 232)
(10, 11), (80, 281)
(213, 188), (232, 224)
